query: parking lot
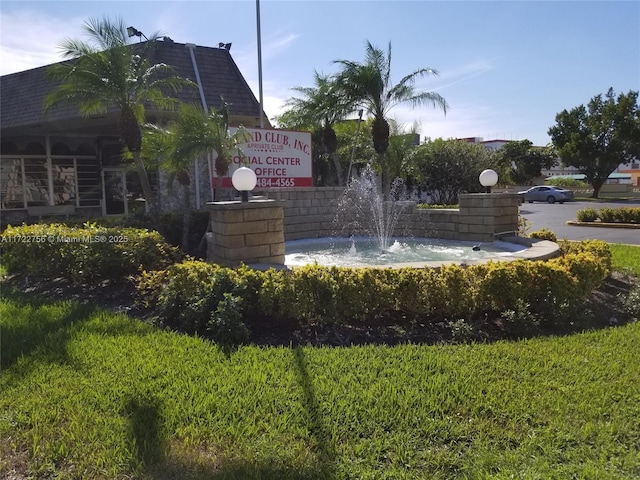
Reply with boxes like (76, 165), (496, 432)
(519, 200), (640, 245)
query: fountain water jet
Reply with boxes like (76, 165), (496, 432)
(334, 165), (411, 250)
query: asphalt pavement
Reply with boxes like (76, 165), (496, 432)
(519, 200), (640, 245)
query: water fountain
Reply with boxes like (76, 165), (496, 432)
(333, 165), (411, 250)
(284, 165), (532, 268)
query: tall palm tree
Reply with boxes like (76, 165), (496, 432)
(44, 16), (192, 220)
(281, 71), (354, 185)
(334, 41), (448, 198)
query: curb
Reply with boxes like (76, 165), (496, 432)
(566, 221), (640, 229)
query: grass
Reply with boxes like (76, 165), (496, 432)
(611, 243), (640, 277)
(1, 245), (639, 479)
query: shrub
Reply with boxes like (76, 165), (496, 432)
(137, 261), (261, 341)
(61, 210), (211, 256)
(597, 207), (617, 223)
(559, 239), (612, 273)
(207, 293), (250, 345)
(139, 240), (612, 338)
(576, 208), (599, 222)
(529, 228), (557, 242)
(545, 177), (587, 187)
(0, 223), (181, 281)
(518, 215), (532, 236)
(593, 207), (640, 224)
(499, 299), (542, 338)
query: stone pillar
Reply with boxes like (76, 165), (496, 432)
(458, 193), (520, 242)
(206, 199), (286, 266)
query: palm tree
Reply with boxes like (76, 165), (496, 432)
(140, 102), (248, 250)
(151, 102), (249, 199)
(334, 41), (448, 198)
(44, 16), (193, 220)
(281, 71), (354, 185)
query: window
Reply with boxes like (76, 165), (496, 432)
(0, 158), (24, 209)
(76, 158), (101, 207)
(24, 158), (49, 206)
(52, 158), (76, 205)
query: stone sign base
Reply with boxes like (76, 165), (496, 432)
(206, 199), (286, 266)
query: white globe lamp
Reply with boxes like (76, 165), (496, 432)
(479, 169), (498, 193)
(232, 166), (257, 202)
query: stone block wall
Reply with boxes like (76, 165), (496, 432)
(255, 187), (344, 240)
(458, 193), (521, 242)
(206, 199), (286, 266)
(206, 189), (521, 266)
(254, 188), (520, 243)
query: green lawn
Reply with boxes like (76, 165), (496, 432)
(1, 294), (639, 479)
(1, 245), (639, 479)
(610, 243), (640, 277)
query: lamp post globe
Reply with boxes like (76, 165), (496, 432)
(232, 167), (257, 202)
(479, 169), (498, 193)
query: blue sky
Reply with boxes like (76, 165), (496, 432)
(1, 1), (638, 146)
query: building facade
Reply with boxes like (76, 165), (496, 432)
(0, 38), (269, 224)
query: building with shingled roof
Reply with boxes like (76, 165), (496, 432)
(0, 38), (269, 222)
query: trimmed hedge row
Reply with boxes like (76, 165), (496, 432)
(576, 207), (640, 224)
(0, 223), (182, 281)
(137, 240), (611, 335)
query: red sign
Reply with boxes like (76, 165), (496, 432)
(212, 128), (313, 188)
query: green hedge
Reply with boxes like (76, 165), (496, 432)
(138, 240), (611, 336)
(576, 206), (640, 224)
(55, 210), (211, 256)
(0, 223), (182, 281)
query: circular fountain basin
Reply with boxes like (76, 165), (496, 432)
(285, 236), (559, 268)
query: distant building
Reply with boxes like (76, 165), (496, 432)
(457, 137), (511, 150)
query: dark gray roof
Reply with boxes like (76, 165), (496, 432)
(0, 39), (266, 133)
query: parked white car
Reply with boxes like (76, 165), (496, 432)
(518, 186), (575, 204)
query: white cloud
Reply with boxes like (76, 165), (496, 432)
(389, 101), (505, 142)
(429, 59), (496, 91)
(0, 10), (85, 75)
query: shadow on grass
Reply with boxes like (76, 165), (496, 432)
(291, 346), (337, 478)
(0, 287), (97, 370)
(127, 347), (337, 480)
(144, 458), (334, 480)
(126, 396), (165, 471)
(0, 287), (153, 382)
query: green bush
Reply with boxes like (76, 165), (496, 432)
(559, 239), (612, 272)
(0, 223), (181, 281)
(545, 177), (587, 187)
(576, 208), (599, 222)
(529, 228), (557, 242)
(137, 261), (258, 337)
(598, 207), (617, 223)
(60, 210), (211, 255)
(576, 206), (640, 224)
(617, 207), (640, 224)
(138, 240), (611, 338)
(207, 293), (251, 345)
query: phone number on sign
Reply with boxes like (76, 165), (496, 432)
(256, 178), (296, 187)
